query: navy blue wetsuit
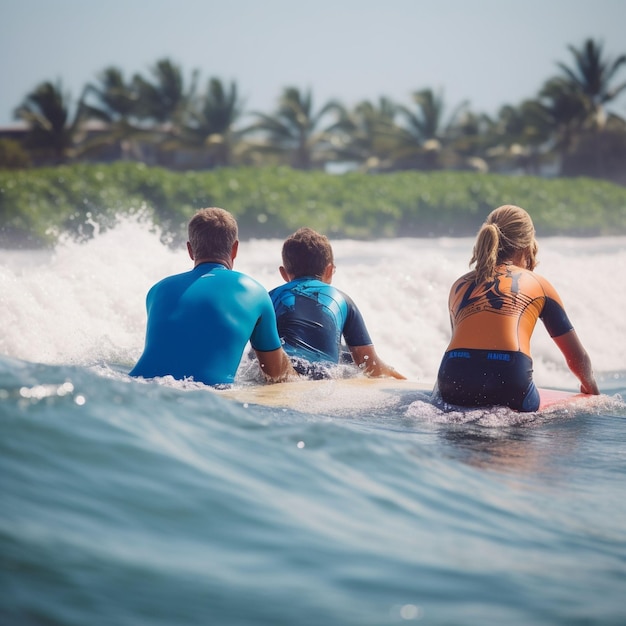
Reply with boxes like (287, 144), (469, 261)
(130, 263), (282, 386)
(269, 277), (372, 376)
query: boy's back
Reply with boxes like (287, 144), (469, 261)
(270, 277), (371, 363)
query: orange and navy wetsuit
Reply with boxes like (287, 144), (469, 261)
(436, 263), (573, 411)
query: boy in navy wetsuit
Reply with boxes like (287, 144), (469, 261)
(269, 228), (405, 380)
(130, 208), (296, 386)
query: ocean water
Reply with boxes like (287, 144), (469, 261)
(1, 217), (625, 625)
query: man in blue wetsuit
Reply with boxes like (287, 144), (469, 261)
(269, 228), (405, 379)
(130, 207), (296, 386)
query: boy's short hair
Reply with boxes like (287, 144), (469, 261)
(282, 228), (333, 279)
(188, 207), (238, 260)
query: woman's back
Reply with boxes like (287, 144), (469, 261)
(446, 264), (571, 356)
(437, 203), (599, 410)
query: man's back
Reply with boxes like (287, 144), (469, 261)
(131, 263), (281, 385)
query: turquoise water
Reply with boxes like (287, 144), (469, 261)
(2, 356), (625, 625)
(1, 223), (625, 624)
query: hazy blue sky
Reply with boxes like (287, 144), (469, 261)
(1, 0), (625, 126)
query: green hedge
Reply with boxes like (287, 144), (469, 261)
(1, 163), (625, 247)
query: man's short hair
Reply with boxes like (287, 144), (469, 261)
(188, 208), (238, 260)
(282, 228), (333, 279)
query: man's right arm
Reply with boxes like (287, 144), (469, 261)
(248, 283), (298, 383)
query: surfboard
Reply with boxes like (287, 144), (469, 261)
(537, 388), (588, 410)
(218, 377), (431, 413)
(218, 377), (587, 412)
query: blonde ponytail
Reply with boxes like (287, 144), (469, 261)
(470, 224), (500, 284)
(469, 205), (538, 283)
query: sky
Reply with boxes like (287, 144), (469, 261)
(1, 0), (625, 127)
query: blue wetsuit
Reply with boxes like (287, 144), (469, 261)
(130, 263), (281, 386)
(269, 278), (372, 375)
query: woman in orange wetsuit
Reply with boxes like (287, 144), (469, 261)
(436, 205), (600, 411)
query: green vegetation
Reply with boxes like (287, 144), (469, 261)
(2, 39), (625, 185)
(2, 164), (625, 247)
(0, 139), (31, 169)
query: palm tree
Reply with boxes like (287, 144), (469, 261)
(328, 97), (403, 170)
(552, 39), (626, 181)
(394, 88), (469, 169)
(179, 78), (244, 167)
(481, 100), (556, 174)
(443, 109), (495, 172)
(85, 67), (138, 120)
(536, 78), (589, 155)
(557, 38), (626, 129)
(245, 87), (342, 169)
(82, 67), (144, 160)
(14, 80), (86, 164)
(134, 58), (197, 126)
(133, 58), (199, 165)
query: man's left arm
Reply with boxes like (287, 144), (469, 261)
(254, 347), (297, 382)
(250, 290), (298, 383)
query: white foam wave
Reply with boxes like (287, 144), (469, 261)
(1, 215), (624, 390)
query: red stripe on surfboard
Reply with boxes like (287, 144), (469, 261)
(538, 388), (588, 409)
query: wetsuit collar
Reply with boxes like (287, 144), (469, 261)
(194, 261), (229, 271)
